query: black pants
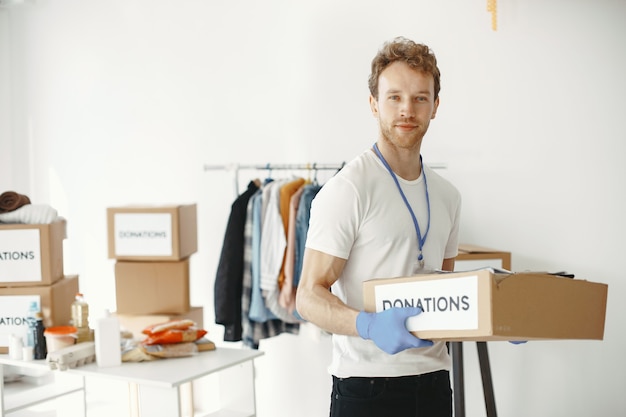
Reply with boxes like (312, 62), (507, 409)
(330, 370), (452, 417)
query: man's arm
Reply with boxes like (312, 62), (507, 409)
(297, 248), (436, 354)
(295, 248), (359, 336)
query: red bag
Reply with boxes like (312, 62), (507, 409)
(142, 328), (207, 345)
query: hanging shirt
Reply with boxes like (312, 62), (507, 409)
(293, 183), (322, 287)
(259, 179), (289, 293)
(249, 189), (279, 322)
(214, 181), (260, 342)
(279, 184), (306, 312)
(277, 177), (306, 289)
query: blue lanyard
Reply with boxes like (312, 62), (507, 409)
(373, 143), (431, 268)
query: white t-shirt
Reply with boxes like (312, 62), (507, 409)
(305, 148), (462, 378)
(260, 179), (287, 293)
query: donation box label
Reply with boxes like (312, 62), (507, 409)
(374, 275), (480, 331)
(114, 213), (173, 256)
(0, 229), (42, 283)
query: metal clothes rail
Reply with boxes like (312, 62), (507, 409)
(203, 163), (347, 196)
(203, 163), (346, 171)
(204, 161), (447, 195)
(203, 162), (447, 172)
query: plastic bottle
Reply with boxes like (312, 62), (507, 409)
(71, 293), (89, 328)
(26, 301), (39, 348)
(71, 293), (92, 343)
(32, 311), (47, 360)
(94, 309), (121, 367)
(9, 334), (23, 360)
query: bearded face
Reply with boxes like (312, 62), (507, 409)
(370, 61), (439, 152)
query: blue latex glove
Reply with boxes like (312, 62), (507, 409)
(509, 341), (527, 345)
(356, 307), (433, 355)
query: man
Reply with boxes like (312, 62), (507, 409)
(296, 37), (461, 417)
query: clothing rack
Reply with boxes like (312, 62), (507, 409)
(204, 163), (347, 170)
(204, 163), (347, 196)
(204, 161), (447, 196)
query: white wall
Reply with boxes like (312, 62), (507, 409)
(1, 0), (625, 416)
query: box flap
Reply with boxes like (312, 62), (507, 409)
(458, 244), (506, 254)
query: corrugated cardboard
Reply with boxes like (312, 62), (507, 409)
(0, 275), (78, 353)
(115, 306), (204, 340)
(115, 259), (190, 315)
(363, 269), (608, 341)
(456, 244), (511, 271)
(107, 204), (197, 261)
(0, 219), (66, 287)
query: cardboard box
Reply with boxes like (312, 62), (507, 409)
(115, 259), (190, 315)
(456, 244), (511, 271)
(0, 275), (79, 353)
(115, 306), (204, 340)
(363, 269), (608, 341)
(107, 204), (197, 261)
(0, 219), (66, 286)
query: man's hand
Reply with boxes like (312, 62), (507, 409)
(356, 307), (433, 354)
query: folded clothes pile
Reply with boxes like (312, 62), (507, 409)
(0, 190), (61, 224)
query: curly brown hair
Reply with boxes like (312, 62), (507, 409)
(368, 37), (441, 100)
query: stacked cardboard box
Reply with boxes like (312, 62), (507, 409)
(0, 219), (79, 353)
(455, 244), (511, 271)
(106, 204), (203, 339)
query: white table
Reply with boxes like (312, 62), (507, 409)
(1, 347), (263, 417)
(0, 353), (86, 417)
